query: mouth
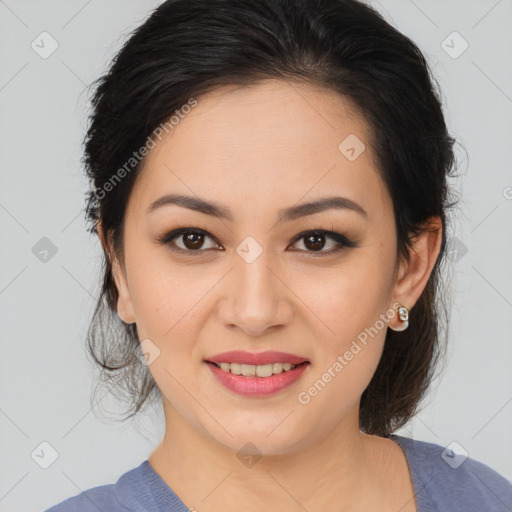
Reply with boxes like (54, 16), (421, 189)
(205, 360), (310, 378)
(203, 350), (311, 397)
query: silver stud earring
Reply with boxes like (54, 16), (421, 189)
(389, 304), (409, 332)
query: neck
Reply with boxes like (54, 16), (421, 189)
(149, 399), (376, 511)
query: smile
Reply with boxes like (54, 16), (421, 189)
(205, 361), (310, 397)
(210, 361), (300, 377)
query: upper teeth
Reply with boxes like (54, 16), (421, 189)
(217, 362), (297, 377)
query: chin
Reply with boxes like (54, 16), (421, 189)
(202, 419), (310, 458)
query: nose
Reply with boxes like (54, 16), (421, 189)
(218, 249), (293, 337)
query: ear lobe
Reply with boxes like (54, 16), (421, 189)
(391, 216), (443, 315)
(96, 220), (136, 324)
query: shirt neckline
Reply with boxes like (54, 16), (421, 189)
(389, 434), (434, 512)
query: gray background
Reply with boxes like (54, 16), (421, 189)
(1, 0), (511, 510)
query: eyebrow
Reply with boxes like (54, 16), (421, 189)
(146, 193), (368, 222)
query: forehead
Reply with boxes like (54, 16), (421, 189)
(128, 79), (390, 222)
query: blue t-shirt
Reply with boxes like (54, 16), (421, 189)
(45, 434), (512, 511)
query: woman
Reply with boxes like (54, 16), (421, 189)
(46, 0), (512, 510)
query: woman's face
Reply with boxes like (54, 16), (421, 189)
(110, 79), (408, 454)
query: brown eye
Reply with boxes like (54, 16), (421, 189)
(303, 232), (328, 251)
(290, 230), (355, 255)
(159, 228), (220, 253)
(181, 231), (206, 250)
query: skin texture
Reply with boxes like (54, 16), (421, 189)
(98, 79), (442, 511)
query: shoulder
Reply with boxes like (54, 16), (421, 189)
(390, 434), (512, 511)
(44, 483), (126, 512)
(44, 461), (146, 512)
(44, 459), (190, 512)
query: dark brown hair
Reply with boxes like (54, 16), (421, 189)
(83, 0), (459, 436)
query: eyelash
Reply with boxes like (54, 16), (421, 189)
(156, 226), (358, 257)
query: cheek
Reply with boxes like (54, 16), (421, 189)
(296, 269), (391, 416)
(124, 239), (213, 341)
(295, 250), (394, 398)
(296, 250), (395, 345)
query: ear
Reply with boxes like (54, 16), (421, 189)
(389, 216), (443, 328)
(97, 220), (136, 325)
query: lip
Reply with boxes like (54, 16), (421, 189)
(205, 350), (309, 366)
(205, 360), (310, 397)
